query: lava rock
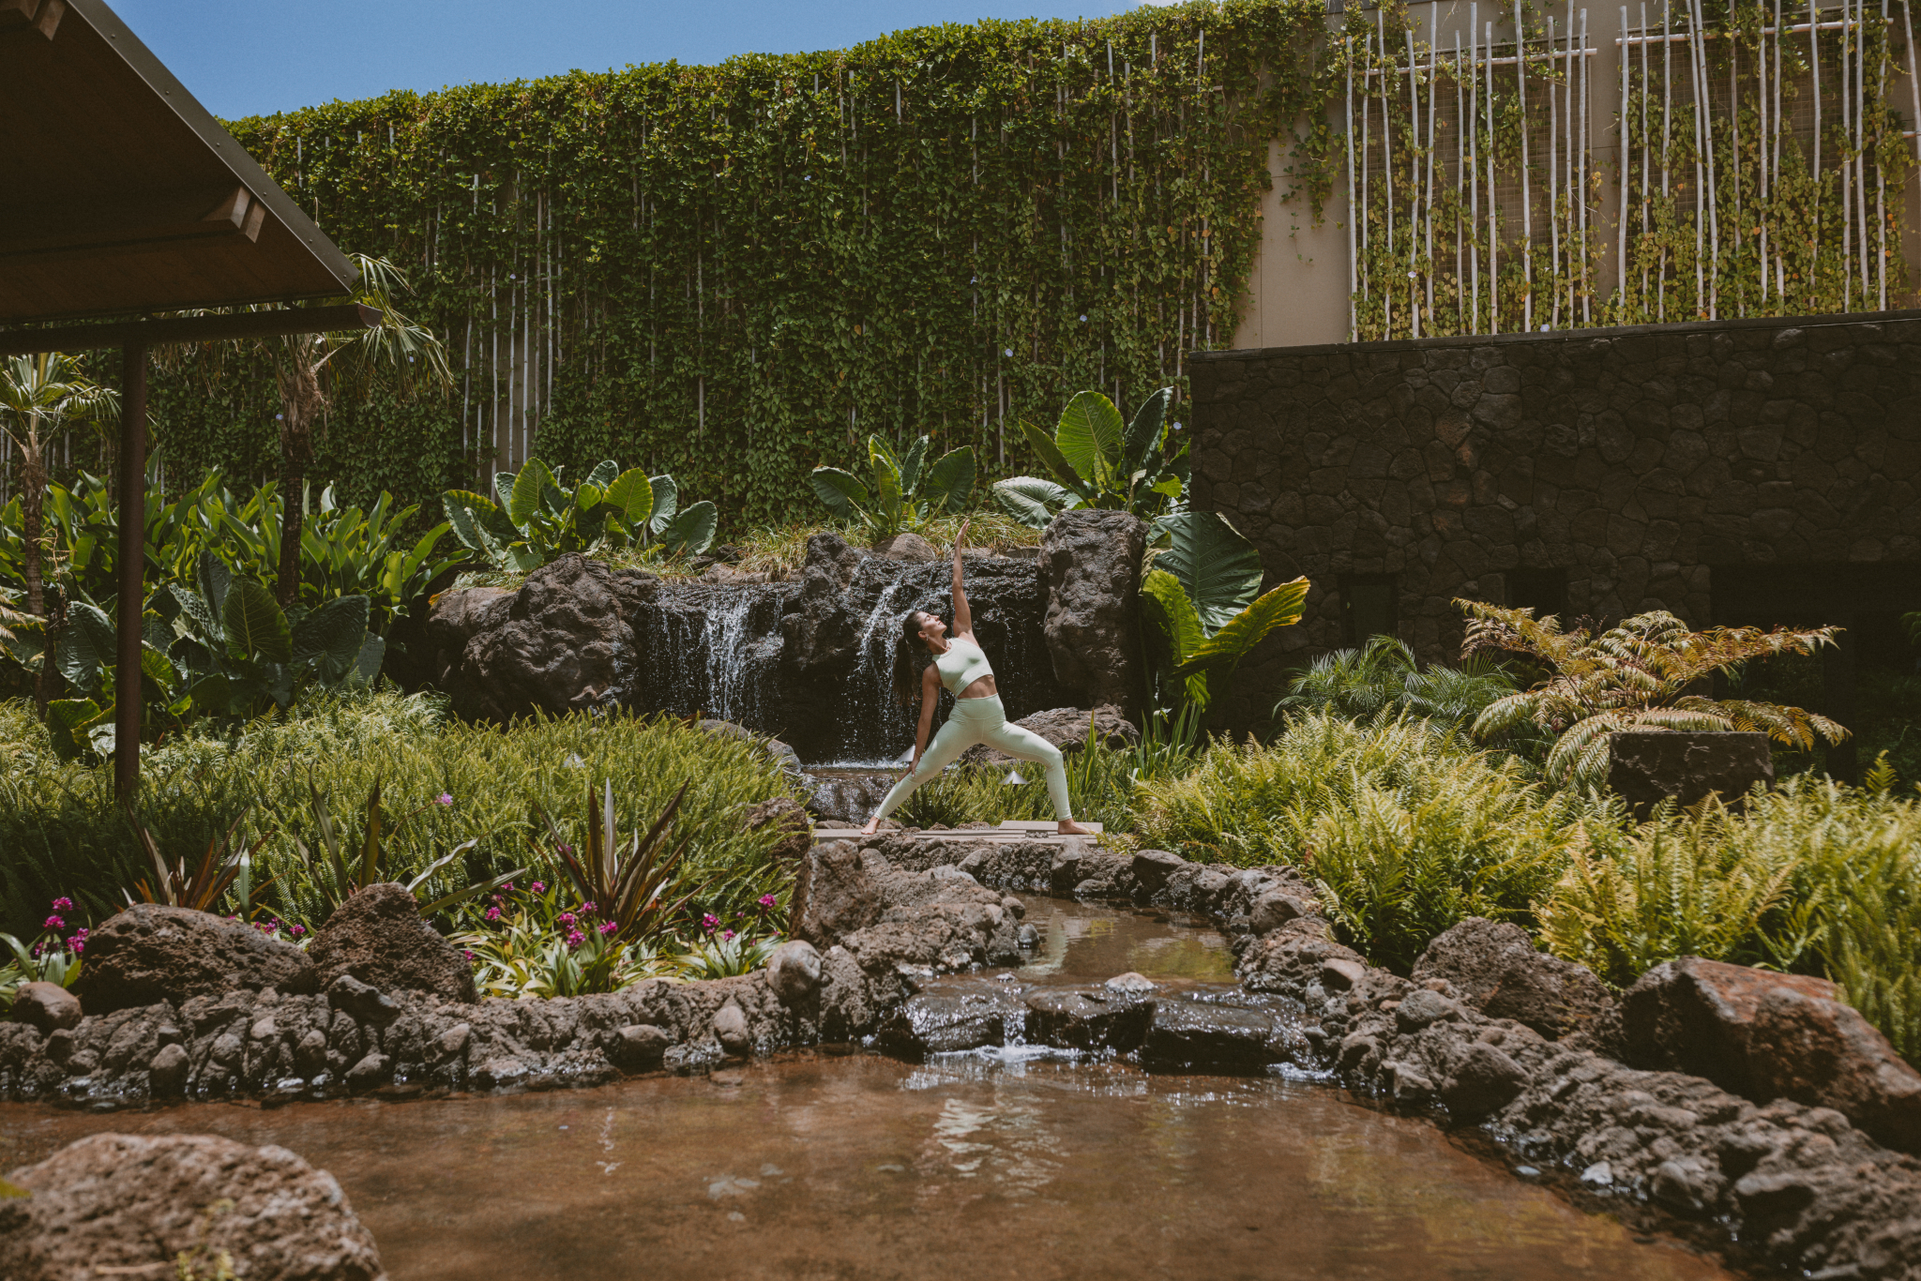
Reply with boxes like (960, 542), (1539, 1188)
(959, 704), (1141, 766)
(1130, 848), (1188, 895)
(147, 1043), (189, 1097)
(1621, 956), (1921, 1153)
(789, 840), (883, 946)
(307, 882), (478, 1004)
(612, 1024), (671, 1069)
(713, 1003), (752, 1055)
(1038, 510), (1148, 717)
(767, 939), (823, 1004)
(0, 1133), (384, 1281)
(1441, 1042), (1530, 1120)
(345, 1052), (392, 1090)
(70, 904), (317, 1015)
(874, 978), (1024, 1057)
(744, 796), (813, 864)
(326, 974), (401, 1025)
(1607, 731), (1774, 818)
(871, 532), (939, 561)
(1140, 998), (1277, 1070)
(1023, 987), (1155, 1053)
(1413, 917), (1614, 1040)
(8, 982), (80, 1034)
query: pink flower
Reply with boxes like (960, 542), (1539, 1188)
(758, 894), (777, 910)
(531, 881), (546, 893)
(68, 939), (84, 954)
(578, 901), (596, 915)
(43, 915), (64, 931)
(501, 881), (515, 893)
(50, 897), (72, 911)
(463, 949), (477, 961)
(700, 913), (720, 934)
(485, 906), (502, 921)
(557, 912), (577, 926)
(565, 929), (586, 950)
(722, 930), (736, 942)
(598, 921), (617, 936)
(289, 924), (304, 937)
(437, 793), (454, 806)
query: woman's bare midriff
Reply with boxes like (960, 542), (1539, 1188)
(957, 675), (997, 699)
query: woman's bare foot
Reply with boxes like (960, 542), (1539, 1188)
(1056, 819), (1094, 836)
(859, 818), (883, 836)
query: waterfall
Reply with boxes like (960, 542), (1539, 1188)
(638, 583), (784, 727)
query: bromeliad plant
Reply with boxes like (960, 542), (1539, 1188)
(287, 777), (522, 919)
(993, 387), (1186, 528)
(0, 896), (89, 1007)
(809, 434), (976, 543)
(124, 805), (272, 914)
(1460, 602), (1850, 788)
(1140, 511), (1309, 713)
(442, 458), (717, 572)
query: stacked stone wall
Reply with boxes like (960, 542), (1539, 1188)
(1188, 310), (1921, 728)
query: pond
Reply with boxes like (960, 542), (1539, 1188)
(0, 900), (1733, 1281)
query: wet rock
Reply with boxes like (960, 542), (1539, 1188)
(1105, 972), (1157, 997)
(767, 940), (823, 1004)
(1248, 890), (1311, 935)
(612, 1024), (671, 1070)
(1130, 848), (1188, 894)
(1024, 987), (1155, 1053)
(874, 978), (1024, 1057)
(327, 974), (400, 1025)
(1621, 956), (1921, 1153)
(1441, 1042), (1529, 1120)
(1017, 924), (1040, 948)
(790, 840), (883, 946)
(308, 882), (478, 1005)
(71, 904), (317, 1015)
(1039, 509), (1147, 717)
(744, 796), (813, 864)
(345, 1052), (392, 1090)
(960, 704), (1140, 766)
(1607, 730), (1774, 818)
(8, 982), (80, 1034)
(1413, 917), (1614, 1040)
(1140, 998), (1276, 1070)
(0, 1132), (384, 1281)
(872, 532), (939, 561)
(147, 1043), (189, 1096)
(714, 1003), (752, 1055)
(803, 770), (891, 826)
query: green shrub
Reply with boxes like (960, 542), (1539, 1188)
(1135, 711), (1599, 972)
(894, 741), (1140, 831)
(0, 691), (798, 938)
(1275, 635), (1524, 735)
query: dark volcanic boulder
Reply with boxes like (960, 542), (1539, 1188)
(0, 1133), (384, 1281)
(307, 882), (478, 1004)
(960, 704), (1140, 766)
(427, 553), (657, 722)
(875, 976), (1025, 1057)
(1039, 510), (1147, 717)
(1608, 730), (1774, 817)
(1413, 917), (1614, 1040)
(1621, 956), (1921, 1154)
(1023, 985), (1155, 1053)
(70, 905), (316, 1014)
(789, 840), (883, 946)
(1140, 997), (1278, 1070)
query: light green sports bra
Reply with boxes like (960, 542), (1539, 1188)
(933, 636), (995, 697)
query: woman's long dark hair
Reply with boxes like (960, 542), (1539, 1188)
(890, 610), (933, 709)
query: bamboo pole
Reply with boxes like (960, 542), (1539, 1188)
(1346, 37), (1359, 341)
(1811, 0), (1822, 305)
(1426, 37), (1439, 323)
(1775, 0), (1785, 301)
(1518, 0), (1534, 328)
(1843, 0), (1855, 308)
(1581, 7), (1592, 320)
(1363, 32), (1373, 309)
(1409, 26), (1424, 336)
(1857, 0), (1871, 302)
(1760, 0), (1771, 302)
(1643, 2), (1653, 313)
(1458, 31), (1469, 329)
(1619, 7), (1631, 301)
(1379, 13), (1396, 335)
(1878, 0), (1889, 309)
(1661, 0), (1673, 319)
(1688, 0), (1707, 315)
(1470, 13), (1482, 326)
(1553, 14), (1565, 325)
(1489, 20), (1500, 331)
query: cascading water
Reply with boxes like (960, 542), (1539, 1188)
(636, 583), (786, 727)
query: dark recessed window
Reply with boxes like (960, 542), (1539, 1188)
(1341, 573), (1399, 644)
(1506, 567), (1568, 621)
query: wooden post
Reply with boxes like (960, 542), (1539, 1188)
(115, 343), (146, 799)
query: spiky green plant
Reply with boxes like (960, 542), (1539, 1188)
(1276, 634), (1522, 730)
(1459, 601), (1848, 788)
(539, 779), (693, 943)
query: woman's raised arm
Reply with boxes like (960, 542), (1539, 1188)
(950, 520), (972, 637)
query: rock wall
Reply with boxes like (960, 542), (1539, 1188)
(1188, 311), (1921, 729)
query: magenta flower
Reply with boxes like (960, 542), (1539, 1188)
(463, 949), (477, 961)
(289, 924), (304, 937)
(722, 930), (736, 942)
(437, 793), (454, 806)
(501, 881), (515, 893)
(578, 901), (596, 915)
(565, 929), (586, 950)
(71, 927), (88, 939)
(68, 939), (85, 955)
(598, 921), (617, 936)
(700, 913), (720, 934)
(758, 894), (777, 910)
(557, 911), (577, 926)
(50, 897), (73, 911)
(485, 906), (502, 921)
(531, 881), (546, 893)
(43, 915), (64, 931)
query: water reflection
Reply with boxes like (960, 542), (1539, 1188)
(1016, 897), (1235, 984)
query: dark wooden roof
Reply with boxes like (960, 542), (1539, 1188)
(0, 0), (358, 325)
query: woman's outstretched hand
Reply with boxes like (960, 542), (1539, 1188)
(954, 519), (970, 552)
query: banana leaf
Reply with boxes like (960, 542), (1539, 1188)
(1151, 511), (1264, 635)
(1175, 577), (1310, 678)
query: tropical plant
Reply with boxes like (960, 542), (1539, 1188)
(443, 458), (715, 572)
(455, 879), (669, 999)
(124, 806), (271, 914)
(676, 930), (779, 980)
(162, 255), (453, 605)
(1275, 634), (1522, 731)
(809, 434), (975, 543)
(992, 387), (1187, 527)
(894, 734), (1142, 830)
(1139, 511), (1308, 712)
(0, 894), (89, 1008)
(0, 353), (118, 621)
(288, 777), (521, 918)
(1136, 710), (1600, 972)
(1460, 601), (1851, 788)
(539, 780), (695, 944)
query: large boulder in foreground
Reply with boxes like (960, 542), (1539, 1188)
(1039, 510), (1147, 718)
(70, 905), (316, 1015)
(426, 553), (658, 722)
(1620, 955), (1921, 1154)
(789, 840), (882, 946)
(960, 704), (1140, 767)
(307, 882), (478, 1005)
(0, 1133), (385, 1281)
(1607, 730), (1774, 817)
(1412, 917), (1614, 1041)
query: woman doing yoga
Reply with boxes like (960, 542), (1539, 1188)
(860, 521), (1093, 837)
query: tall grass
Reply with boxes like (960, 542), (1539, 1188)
(1136, 711), (1600, 972)
(0, 692), (798, 936)
(895, 742), (1139, 831)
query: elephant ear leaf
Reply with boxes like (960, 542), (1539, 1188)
(492, 470), (517, 515)
(441, 490), (504, 554)
(657, 501), (718, 556)
(809, 467), (870, 520)
(509, 459), (552, 529)
(292, 594), (371, 682)
(223, 578), (292, 664)
(1017, 420), (1094, 501)
(1140, 568), (1205, 668)
(1124, 387), (1172, 476)
(346, 633), (386, 690)
(898, 436), (929, 496)
(54, 601), (116, 695)
(584, 460), (621, 492)
(646, 474), (680, 534)
(1175, 577), (1310, 678)
(991, 476), (1070, 528)
(1152, 511), (1264, 635)
(196, 550), (232, 619)
(1054, 390), (1125, 488)
(602, 469), (654, 526)
(921, 447), (975, 515)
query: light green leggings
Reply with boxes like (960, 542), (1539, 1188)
(871, 695), (1072, 821)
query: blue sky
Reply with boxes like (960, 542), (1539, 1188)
(116, 1), (1152, 121)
